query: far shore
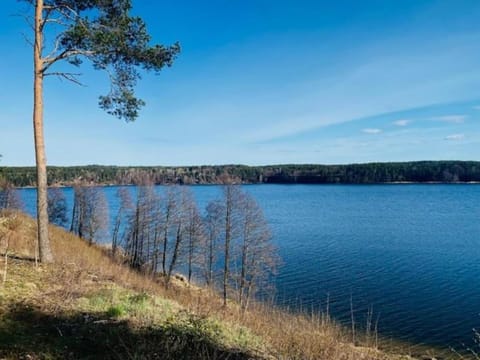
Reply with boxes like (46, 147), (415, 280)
(3, 161), (480, 187)
(15, 181), (480, 189)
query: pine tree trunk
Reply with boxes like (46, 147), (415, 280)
(34, 0), (53, 263)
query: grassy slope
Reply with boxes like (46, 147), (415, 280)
(0, 212), (438, 359)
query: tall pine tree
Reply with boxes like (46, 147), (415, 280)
(26, 0), (179, 262)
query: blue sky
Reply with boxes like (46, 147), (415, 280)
(0, 0), (479, 166)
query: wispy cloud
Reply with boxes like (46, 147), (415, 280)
(393, 119), (410, 126)
(444, 133), (465, 141)
(362, 128), (382, 134)
(433, 115), (467, 123)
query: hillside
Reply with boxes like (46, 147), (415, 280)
(0, 211), (446, 359)
(1, 161), (480, 187)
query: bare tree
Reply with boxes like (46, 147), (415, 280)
(136, 184), (159, 271)
(70, 184), (86, 237)
(123, 199), (141, 268)
(206, 185), (279, 309)
(0, 179), (23, 211)
(85, 187), (109, 245)
(71, 185), (109, 245)
(236, 193), (278, 311)
(150, 195), (164, 274)
(165, 187), (190, 287)
(107, 181), (279, 306)
(161, 186), (177, 275)
(112, 187), (134, 257)
(221, 184), (243, 306)
(202, 200), (223, 287)
(184, 190), (204, 284)
(47, 187), (68, 227)
(124, 184), (154, 268)
(121, 183), (165, 272)
(0, 215), (21, 285)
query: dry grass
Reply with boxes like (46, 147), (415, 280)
(0, 211), (455, 359)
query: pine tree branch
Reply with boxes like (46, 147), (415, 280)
(42, 49), (95, 72)
(44, 71), (85, 86)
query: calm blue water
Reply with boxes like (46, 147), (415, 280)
(18, 184), (480, 350)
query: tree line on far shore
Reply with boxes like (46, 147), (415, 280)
(1, 161), (479, 187)
(1, 179), (279, 310)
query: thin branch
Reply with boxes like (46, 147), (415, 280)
(53, 3), (80, 23)
(44, 18), (68, 26)
(40, 6), (55, 31)
(44, 72), (85, 86)
(42, 49), (95, 72)
(44, 33), (65, 60)
(21, 32), (34, 48)
(56, 4), (93, 37)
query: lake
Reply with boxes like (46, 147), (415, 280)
(18, 184), (480, 351)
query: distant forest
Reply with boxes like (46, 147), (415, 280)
(0, 161), (479, 187)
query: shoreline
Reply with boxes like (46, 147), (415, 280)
(15, 181), (480, 189)
(2, 161), (480, 188)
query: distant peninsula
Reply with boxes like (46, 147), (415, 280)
(1, 161), (479, 187)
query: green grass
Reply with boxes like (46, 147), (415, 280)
(76, 285), (263, 352)
(106, 305), (125, 318)
(0, 260), (264, 360)
(0, 302), (258, 360)
(77, 286), (180, 323)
